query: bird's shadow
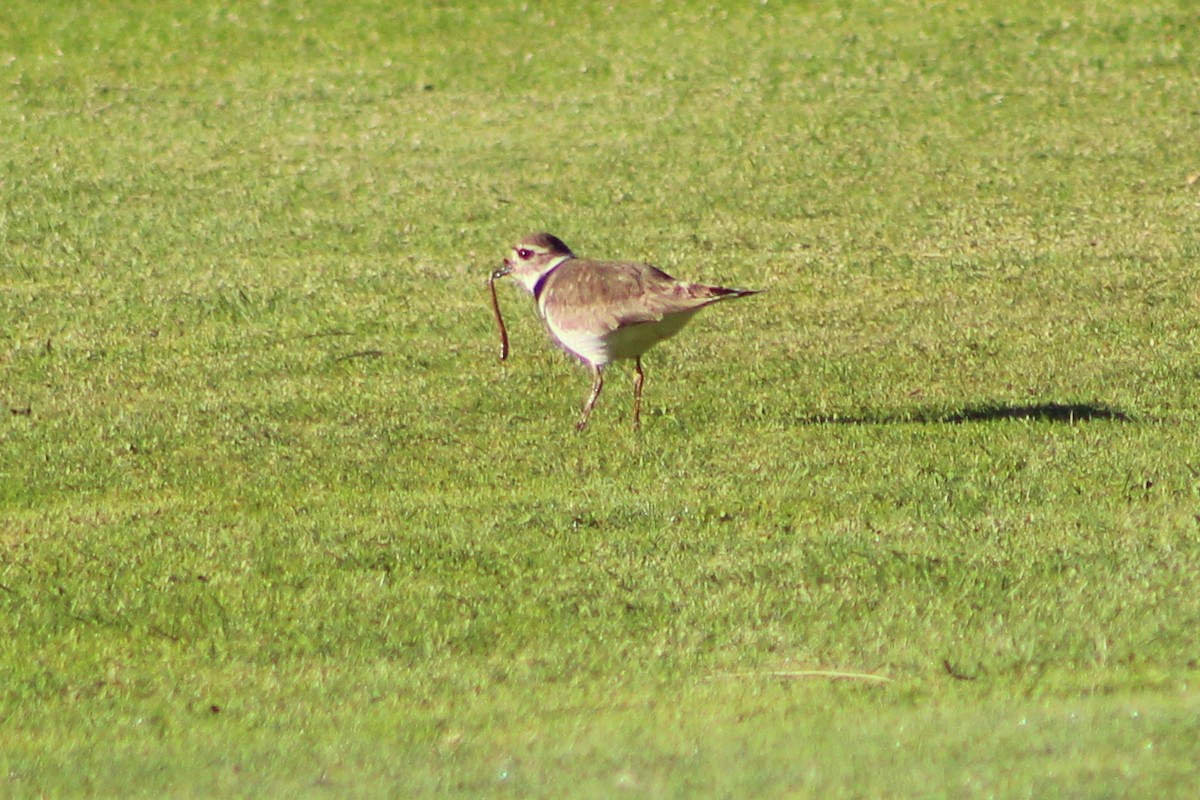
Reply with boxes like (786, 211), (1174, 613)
(794, 401), (1134, 426)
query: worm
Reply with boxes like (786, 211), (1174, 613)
(488, 269), (510, 361)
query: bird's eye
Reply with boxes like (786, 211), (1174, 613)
(517, 248), (533, 259)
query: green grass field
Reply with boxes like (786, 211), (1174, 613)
(3, 0), (1200, 796)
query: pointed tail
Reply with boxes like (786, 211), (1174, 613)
(704, 285), (763, 301)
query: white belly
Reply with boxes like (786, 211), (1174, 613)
(546, 310), (699, 367)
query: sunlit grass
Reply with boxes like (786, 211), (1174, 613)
(3, 0), (1200, 796)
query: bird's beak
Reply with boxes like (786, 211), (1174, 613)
(492, 264), (512, 280)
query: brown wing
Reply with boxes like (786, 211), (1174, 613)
(542, 259), (734, 334)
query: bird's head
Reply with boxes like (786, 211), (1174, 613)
(498, 232), (575, 294)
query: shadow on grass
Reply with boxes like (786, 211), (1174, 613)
(797, 402), (1134, 425)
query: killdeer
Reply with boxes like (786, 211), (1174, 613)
(491, 232), (760, 431)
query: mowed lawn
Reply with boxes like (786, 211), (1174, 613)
(3, 1), (1200, 796)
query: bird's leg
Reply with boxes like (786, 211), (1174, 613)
(576, 364), (604, 432)
(632, 357), (645, 430)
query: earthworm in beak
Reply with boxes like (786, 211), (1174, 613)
(489, 265), (511, 360)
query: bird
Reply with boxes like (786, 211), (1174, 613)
(491, 232), (760, 431)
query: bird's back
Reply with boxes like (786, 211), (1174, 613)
(538, 259), (756, 365)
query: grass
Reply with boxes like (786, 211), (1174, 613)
(3, 0), (1200, 796)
